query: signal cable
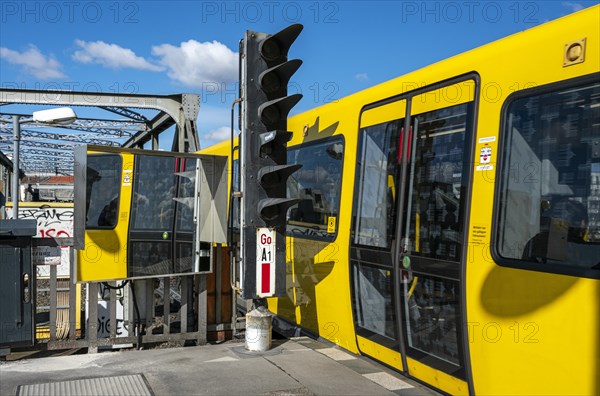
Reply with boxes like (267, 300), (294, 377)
(101, 280), (129, 290)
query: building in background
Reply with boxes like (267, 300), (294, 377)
(22, 175), (74, 203)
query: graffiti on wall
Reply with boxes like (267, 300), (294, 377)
(6, 206), (74, 238)
(86, 282), (130, 340)
(6, 206), (74, 277)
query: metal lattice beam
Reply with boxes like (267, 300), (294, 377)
(21, 162), (73, 170)
(19, 152), (74, 160)
(0, 88), (200, 177)
(0, 140), (74, 151)
(0, 89), (200, 152)
(123, 111), (173, 149)
(4, 148), (73, 158)
(21, 166), (73, 174)
(99, 106), (149, 122)
(21, 157), (73, 165)
(22, 167), (72, 172)
(20, 158), (73, 167)
(50, 119), (142, 137)
(0, 116), (142, 138)
(0, 128), (120, 146)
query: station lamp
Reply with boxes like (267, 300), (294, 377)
(10, 107), (77, 218)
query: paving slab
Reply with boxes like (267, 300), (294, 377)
(0, 338), (440, 396)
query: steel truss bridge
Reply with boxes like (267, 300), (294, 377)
(0, 88), (201, 175)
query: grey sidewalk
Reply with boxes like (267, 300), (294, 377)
(0, 337), (440, 396)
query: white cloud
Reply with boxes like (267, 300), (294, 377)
(562, 2), (584, 12)
(152, 40), (238, 88)
(203, 126), (235, 143)
(0, 46), (65, 80)
(355, 73), (369, 82)
(73, 39), (163, 71)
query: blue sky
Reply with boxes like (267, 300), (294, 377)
(1, 1), (598, 150)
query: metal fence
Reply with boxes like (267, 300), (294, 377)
(34, 241), (238, 352)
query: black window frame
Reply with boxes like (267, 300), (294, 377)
(286, 135), (345, 242)
(85, 154), (122, 230)
(492, 72), (600, 280)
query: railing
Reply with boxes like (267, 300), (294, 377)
(33, 240), (237, 352)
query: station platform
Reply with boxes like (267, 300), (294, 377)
(0, 337), (440, 396)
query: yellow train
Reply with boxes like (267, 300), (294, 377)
(202, 6), (600, 395)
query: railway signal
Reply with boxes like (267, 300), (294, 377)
(239, 24), (303, 300)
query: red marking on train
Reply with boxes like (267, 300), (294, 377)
(397, 126), (413, 162)
(397, 127), (404, 163)
(407, 126), (413, 159)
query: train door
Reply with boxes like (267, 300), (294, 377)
(351, 99), (406, 370)
(398, 84), (475, 394)
(352, 78), (477, 395)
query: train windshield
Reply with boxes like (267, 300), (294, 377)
(85, 154), (122, 229)
(497, 80), (600, 275)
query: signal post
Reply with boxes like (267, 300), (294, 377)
(239, 24), (303, 350)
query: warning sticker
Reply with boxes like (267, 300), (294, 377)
(123, 170), (133, 186)
(476, 143), (494, 171)
(480, 146), (492, 164)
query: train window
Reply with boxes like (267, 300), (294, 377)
(407, 104), (472, 261)
(129, 241), (172, 277)
(354, 119), (402, 248)
(130, 155), (177, 231)
(497, 79), (600, 276)
(287, 137), (344, 240)
(85, 154), (122, 229)
(353, 262), (398, 344)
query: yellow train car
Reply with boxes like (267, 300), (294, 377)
(202, 6), (599, 395)
(74, 146), (227, 283)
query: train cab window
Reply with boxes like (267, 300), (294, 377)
(497, 79), (600, 277)
(85, 154), (122, 229)
(130, 155), (177, 231)
(286, 137), (344, 240)
(354, 119), (402, 248)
